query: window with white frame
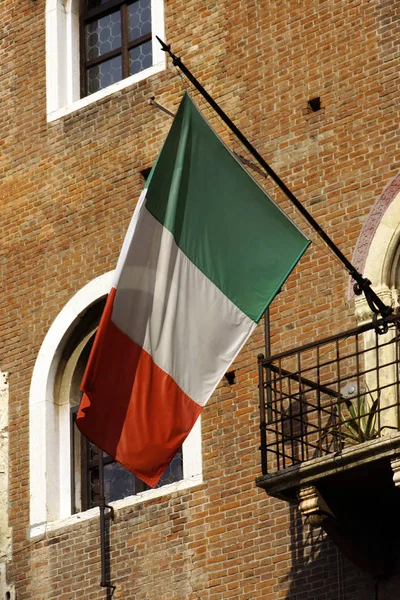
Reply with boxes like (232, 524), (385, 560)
(29, 272), (202, 538)
(81, 0), (153, 97)
(45, 0), (165, 121)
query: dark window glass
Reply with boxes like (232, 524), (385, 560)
(128, 0), (152, 40)
(87, 56), (123, 94)
(86, 11), (122, 60)
(81, 0), (153, 97)
(74, 432), (183, 509)
(129, 40), (152, 76)
(89, 0), (111, 7)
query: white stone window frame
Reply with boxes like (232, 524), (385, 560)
(29, 271), (202, 540)
(46, 0), (166, 122)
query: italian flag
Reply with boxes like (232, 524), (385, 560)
(77, 93), (310, 487)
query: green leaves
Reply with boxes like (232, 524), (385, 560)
(338, 391), (379, 444)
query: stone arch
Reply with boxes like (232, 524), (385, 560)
(29, 272), (113, 535)
(350, 173), (400, 322)
(29, 271), (202, 538)
(349, 173), (400, 434)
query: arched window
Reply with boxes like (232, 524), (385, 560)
(57, 297), (183, 512)
(29, 273), (202, 538)
(350, 175), (400, 437)
(80, 0), (153, 97)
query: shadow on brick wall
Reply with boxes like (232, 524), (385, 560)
(282, 505), (376, 600)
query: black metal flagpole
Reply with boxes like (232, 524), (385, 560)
(98, 449), (116, 599)
(156, 37), (393, 327)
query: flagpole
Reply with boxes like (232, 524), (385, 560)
(156, 37), (393, 326)
(98, 449), (116, 599)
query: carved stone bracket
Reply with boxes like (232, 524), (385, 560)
(298, 485), (334, 527)
(390, 455), (400, 487)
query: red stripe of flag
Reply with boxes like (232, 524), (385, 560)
(77, 289), (202, 487)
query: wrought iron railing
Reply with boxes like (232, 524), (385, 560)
(258, 314), (400, 475)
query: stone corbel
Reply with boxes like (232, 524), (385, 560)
(298, 485), (334, 527)
(390, 456), (400, 487)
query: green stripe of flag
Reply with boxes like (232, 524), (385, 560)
(145, 93), (310, 323)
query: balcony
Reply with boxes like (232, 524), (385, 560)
(256, 313), (400, 576)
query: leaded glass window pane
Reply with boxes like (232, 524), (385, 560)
(86, 11), (122, 61)
(128, 0), (152, 41)
(87, 55), (123, 94)
(157, 449), (183, 487)
(85, 442), (183, 508)
(129, 40), (152, 76)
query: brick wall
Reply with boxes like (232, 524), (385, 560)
(1, 0), (400, 598)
